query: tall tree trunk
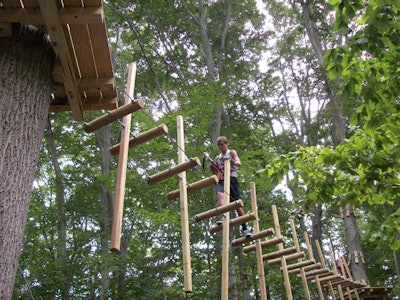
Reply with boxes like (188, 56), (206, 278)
(295, 0), (368, 283)
(0, 25), (54, 299)
(96, 124), (113, 299)
(237, 246), (250, 300)
(46, 119), (70, 299)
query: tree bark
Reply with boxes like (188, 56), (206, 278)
(0, 25), (54, 299)
(46, 119), (70, 299)
(96, 124), (114, 300)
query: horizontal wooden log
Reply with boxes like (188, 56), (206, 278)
(287, 261), (320, 274)
(243, 236), (284, 253)
(305, 268), (332, 280)
(262, 247), (297, 261)
(167, 175), (218, 200)
(147, 157), (201, 185)
(194, 200), (243, 222)
(0, 7), (103, 25)
(84, 99), (144, 133)
(110, 124), (169, 155)
(210, 213), (256, 233)
(312, 274), (342, 284)
(231, 228), (275, 247)
(267, 251), (305, 266)
(290, 264), (323, 276)
(286, 259), (316, 271)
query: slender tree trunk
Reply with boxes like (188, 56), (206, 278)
(0, 25), (54, 299)
(96, 124), (113, 299)
(46, 119), (70, 299)
(237, 246), (250, 300)
(295, 0), (368, 283)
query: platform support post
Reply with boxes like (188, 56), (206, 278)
(110, 62), (136, 252)
(250, 182), (268, 300)
(177, 115), (192, 293)
(221, 158), (231, 300)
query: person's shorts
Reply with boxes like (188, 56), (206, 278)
(216, 177), (240, 202)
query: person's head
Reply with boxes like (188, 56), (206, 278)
(216, 136), (229, 152)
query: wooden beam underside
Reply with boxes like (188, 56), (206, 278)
(0, 0), (118, 120)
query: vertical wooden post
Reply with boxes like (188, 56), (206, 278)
(110, 62), (136, 252)
(221, 158), (231, 300)
(250, 182), (268, 300)
(177, 115), (192, 293)
(304, 231), (324, 300)
(315, 239), (336, 300)
(272, 205), (293, 300)
(330, 246), (345, 300)
(290, 218), (311, 299)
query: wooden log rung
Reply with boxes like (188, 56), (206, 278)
(84, 99), (144, 133)
(210, 213), (256, 233)
(312, 274), (342, 284)
(267, 251), (305, 266)
(194, 200), (243, 222)
(305, 269), (332, 280)
(147, 157), (201, 185)
(243, 236), (284, 253)
(285, 259), (317, 272)
(231, 228), (275, 247)
(110, 124), (168, 155)
(287, 261), (320, 275)
(167, 175), (218, 200)
(263, 246), (297, 261)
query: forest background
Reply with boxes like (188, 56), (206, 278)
(11, 0), (399, 299)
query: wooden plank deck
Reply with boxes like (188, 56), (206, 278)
(0, 0), (118, 120)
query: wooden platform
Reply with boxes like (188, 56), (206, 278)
(0, 0), (118, 121)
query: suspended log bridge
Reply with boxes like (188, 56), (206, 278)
(84, 99), (144, 133)
(194, 200), (243, 222)
(147, 157), (201, 185)
(110, 124), (168, 155)
(167, 175), (218, 200)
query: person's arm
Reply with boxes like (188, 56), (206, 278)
(210, 156), (219, 174)
(230, 150), (241, 167)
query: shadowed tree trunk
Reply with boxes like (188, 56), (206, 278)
(46, 119), (70, 299)
(0, 25), (54, 299)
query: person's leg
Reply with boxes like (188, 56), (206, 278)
(230, 178), (248, 232)
(217, 192), (224, 206)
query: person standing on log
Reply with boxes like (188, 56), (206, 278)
(211, 136), (250, 237)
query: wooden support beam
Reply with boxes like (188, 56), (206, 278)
(167, 175), (218, 200)
(210, 212), (256, 234)
(177, 115), (192, 293)
(272, 205), (293, 299)
(0, 7), (104, 25)
(231, 228), (275, 247)
(221, 158), (231, 300)
(330, 246), (345, 300)
(110, 62), (136, 252)
(84, 99), (144, 133)
(249, 182), (268, 300)
(267, 251), (305, 265)
(38, 0), (84, 120)
(194, 200), (243, 222)
(263, 246), (297, 260)
(110, 124), (168, 155)
(243, 236), (284, 253)
(147, 157), (201, 185)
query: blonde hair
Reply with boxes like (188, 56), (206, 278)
(216, 136), (228, 145)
